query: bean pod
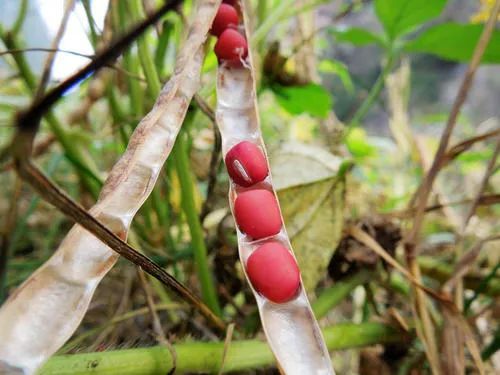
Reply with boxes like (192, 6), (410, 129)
(212, 1), (335, 374)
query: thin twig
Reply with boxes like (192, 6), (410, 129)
(387, 194), (500, 219)
(402, 3), (500, 372)
(442, 127), (500, 168)
(406, 0), (500, 250)
(137, 269), (177, 374)
(462, 135), (500, 227)
(444, 235), (500, 292)
(0, 48), (148, 82)
(218, 323), (235, 375)
(347, 225), (449, 303)
(35, 0), (76, 99)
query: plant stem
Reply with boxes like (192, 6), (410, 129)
(0, 31), (102, 197)
(173, 131), (222, 316)
(129, 0), (162, 98)
(41, 323), (402, 374)
(312, 270), (373, 319)
(348, 51), (395, 127)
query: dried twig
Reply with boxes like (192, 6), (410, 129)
(137, 269), (177, 375)
(462, 135), (500, 227)
(347, 226), (449, 303)
(402, 3), (500, 372)
(35, 0), (76, 99)
(218, 323), (235, 375)
(441, 127), (500, 168)
(444, 235), (500, 292)
(405, 0), (500, 251)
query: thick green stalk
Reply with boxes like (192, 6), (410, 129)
(129, 0), (162, 98)
(41, 323), (402, 374)
(312, 270), (372, 319)
(117, 0), (144, 117)
(173, 132), (221, 316)
(11, 0), (28, 36)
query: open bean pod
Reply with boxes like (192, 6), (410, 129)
(214, 2), (334, 374)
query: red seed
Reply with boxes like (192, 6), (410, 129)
(214, 29), (248, 64)
(234, 189), (282, 239)
(246, 242), (300, 303)
(210, 4), (239, 37)
(223, 0), (237, 5)
(225, 141), (268, 187)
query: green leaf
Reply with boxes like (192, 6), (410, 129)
(330, 27), (384, 46)
(405, 23), (500, 63)
(375, 0), (447, 40)
(318, 60), (354, 93)
(273, 83), (332, 118)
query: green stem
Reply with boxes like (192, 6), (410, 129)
(41, 323), (402, 374)
(174, 131), (221, 316)
(252, 0), (294, 45)
(348, 52), (396, 128)
(117, 0), (144, 117)
(129, 0), (162, 98)
(312, 270), (372, 319)
(82, 0), (98, 46)
(11, 0), (28, 36)
(0, 32), (102, 197)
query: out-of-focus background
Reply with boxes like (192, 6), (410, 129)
(0, 0), (499, 374)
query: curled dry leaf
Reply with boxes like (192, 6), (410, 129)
(271, 143), (345, 291)
(0, 1), (221, 373)
(215, 2), (334, 374)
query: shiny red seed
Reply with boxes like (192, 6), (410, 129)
(225, 141), (268, 187)
(246, 242), (300, 303)
(210, 4), (239, 37)
(214, 29), (248, 64)
(234, 189), (282, 239)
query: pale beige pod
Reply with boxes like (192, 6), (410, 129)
(214, 1), (335, 374)
(0, 1), (222, 373)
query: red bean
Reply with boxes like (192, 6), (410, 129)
(210, 4), (239, 37)
(214, 29), (248, 64)
(246, 242), (300, 303)
(234, 189), (282, 239)
(225, 141), (268, 187)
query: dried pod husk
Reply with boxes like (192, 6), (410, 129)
(0, 1), (221, 373)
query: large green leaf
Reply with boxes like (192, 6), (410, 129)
(273, 83), (332, 118)
(405, 23), (500, 63)
(375, 0), (447, 40)
(272, 143), (346, 292)
(330, 27), (384, 46)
